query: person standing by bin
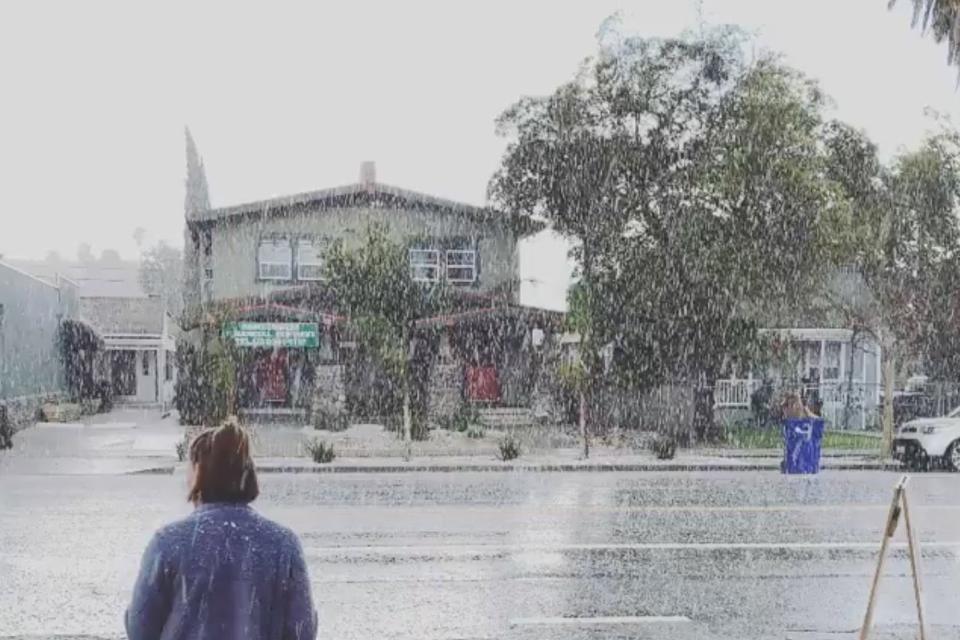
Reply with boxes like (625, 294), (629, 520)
(780, 392), (826, 474)
(781, 392), (814, 420)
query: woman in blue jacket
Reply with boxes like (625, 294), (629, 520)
(126, 419), (317, 640)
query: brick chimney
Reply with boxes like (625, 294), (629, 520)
(360, 161), (376, 189)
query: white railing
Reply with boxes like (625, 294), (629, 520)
(714, 379), (760, 407)
(714, 380), (880, 409)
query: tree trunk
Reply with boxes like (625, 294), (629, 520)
(579, 244), (599, 454)
(579, 390), (589, 459)
(402, 333), (419, 446)
(842, 330), (858, 430)
(882, 337), (895, 458)
(402, 385), (412, 442)
(693, 369), (719, 443)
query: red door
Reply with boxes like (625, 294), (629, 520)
(465, 366), (500, 403)
(257, 350), (288, 404)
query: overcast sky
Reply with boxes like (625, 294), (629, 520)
(2, 1), (958, 309)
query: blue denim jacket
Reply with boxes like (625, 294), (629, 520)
(126, 503), (317, 640)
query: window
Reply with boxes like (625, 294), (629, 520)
(164, 351), (174, 381)
(409, 249), (440, 282)
(202, 229), (213, 257)
(297, 238), (327, 281)
(258, 237), (293, 280)
(446, 249), (476, 283)
(824, 342), (842, 380)
(142, 351), (150, 376)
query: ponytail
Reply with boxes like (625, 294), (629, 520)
(187, 417), (259, 505)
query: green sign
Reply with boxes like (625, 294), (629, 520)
(222, 322), (320, 348)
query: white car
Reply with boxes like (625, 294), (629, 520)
(893, 406), (960, 471)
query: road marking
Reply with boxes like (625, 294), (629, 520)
(510, 616), (691, 626)
(307, 540), (960, 555)
(303, 504), (960, 514)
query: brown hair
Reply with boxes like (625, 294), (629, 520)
(187, 417), (259, 505)
(781, 392), (813, 419)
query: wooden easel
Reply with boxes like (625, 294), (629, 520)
(859, 475), (926, 640)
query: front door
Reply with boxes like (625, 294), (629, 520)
(256, 349), (288, 405)
(135, 350), (157, 402)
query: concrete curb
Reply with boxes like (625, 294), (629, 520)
(128, 461), (902, 475)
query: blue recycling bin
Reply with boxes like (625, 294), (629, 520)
(781, 417), (825, 474)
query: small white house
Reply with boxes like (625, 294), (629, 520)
(715, 327), (883, 429)
(80, 297), (178, 409)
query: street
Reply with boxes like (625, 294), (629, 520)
(2, 469), (959, 639)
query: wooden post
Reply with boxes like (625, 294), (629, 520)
(859, 476), (926, 640)
(900, 486), (927, 640)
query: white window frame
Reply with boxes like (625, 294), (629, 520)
(446, 249), (477, 284)
(258, 238), (293, 281)
(409, 248), (441, 283)
(296, 238), (326, 282)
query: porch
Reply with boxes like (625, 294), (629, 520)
(417, 305), (564, 417)
(714, 328), (883, 430)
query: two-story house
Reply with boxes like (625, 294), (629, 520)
(182, 161), (557, 424)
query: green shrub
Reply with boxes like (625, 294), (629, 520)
(498, 436), (522, 461)
(305, 440), (336, 464)
(440, 403), (481, 433)
(312, 408), (349, 432)
(80, 398), (101, 416)
(466, 425), (485, 439)
(175, 437), (188, 462)
(386, 412), (430, 441)
(175, 337), (236, 427)
(0, 406), (13, 450)
(650, 434), (677, 460)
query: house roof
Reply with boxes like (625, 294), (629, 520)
(188, 181), (543, 237)
(80, 297), (166, 336)
(7, 260), (146, 298)
(414, 304), (565, 329)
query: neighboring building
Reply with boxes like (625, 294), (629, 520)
(9, 258), (180, 409)
(183, 160), (557, 423)
(79, 297), (178, 408)
(714, 327), (882, 429)
(715, 266), (884, 430)
(8, 259), (144, 298)
(0, 260), (97, 429)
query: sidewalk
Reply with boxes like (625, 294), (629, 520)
(0, 407), (183, 475)
(129, 449), (896, 475)
(1, 409), (900, 475)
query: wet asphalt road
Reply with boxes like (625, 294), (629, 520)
(1, 470), (959, 639)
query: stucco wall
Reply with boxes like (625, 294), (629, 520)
(0, 262), (70, 401)
(203, 206), (519, 302)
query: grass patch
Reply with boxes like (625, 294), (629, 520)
(722, 426), (881, 450)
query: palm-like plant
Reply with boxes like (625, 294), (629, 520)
(892, 0), (960, 71)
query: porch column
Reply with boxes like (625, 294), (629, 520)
(818, 340), (826, 385)
(838, 342), (846, 383)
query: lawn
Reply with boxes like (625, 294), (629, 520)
(721, 425), (882, 450)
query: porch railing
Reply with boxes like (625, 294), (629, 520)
(714, 378), (884, 429)
(714, 379), (761, 407)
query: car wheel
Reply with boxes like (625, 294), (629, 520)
(946, 440), (960, 472)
